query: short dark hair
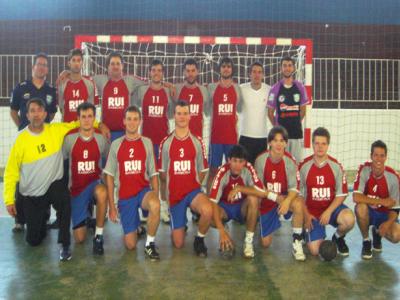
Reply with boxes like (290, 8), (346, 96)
(26, 97), (46, 110)
(33, 52), (48, 65)
(280, 56), (296, 66)
(183, 58), (198, 69)
(77, 102), (96, 117)
(219, 57), (234, 69)
(371, 140), (387, 155)
(228, 145), (248, 160)
(249, 62), (264, 73)
(150, 59), (164, 71)
(174, 99), (190, 113)
(68, 48), (83, 61)
(124, 105), (141, 119)
(106, 51), (123, 67)
(268, 126), (289, 144)
(312, 127), (330, 144)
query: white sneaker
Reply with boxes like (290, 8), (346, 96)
(160, 200), (170, 224)
(243, 242), (255, 258)
(292, 239), (306, 261)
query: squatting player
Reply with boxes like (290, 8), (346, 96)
(158, 100), (212, 257)
(209, 145), (263, 258)
(62, 102), (109, 255)
(253, 126), (306, 261)
(104, 106), (161, 260)
(299, 127), (355, 256)
(353, 140), (400, 259)
(207, 57), (243, 191)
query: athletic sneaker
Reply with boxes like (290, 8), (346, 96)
(59, 246), (72, 261)
(93, 235), (104, 255)
(144, 242), (160, 261)
(137, 225), (147, 239)
(12, 223), (24, 233)
(243, 242), (255, 258)
(292, 238), (306, 261)
(194, 236), (207, 257)
(160, 201), (170, 224)
(332, 234), (349, 256)
(372, 227), (382, 252)
(362, 239), (373, 259)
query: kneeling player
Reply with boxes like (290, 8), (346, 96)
(63, 102), (108, 255)
(210, 145), (263, 258)
(251, 126), (306, 261)
(104, 106), (161, 260)
(353, 140), (400, 259)
(299, 127), (355, 256)
(159, 100), (212, 257)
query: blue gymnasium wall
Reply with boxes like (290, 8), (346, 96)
(0, 0), (399, 25)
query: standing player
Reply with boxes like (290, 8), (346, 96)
(175, 59), (210, 138)
(63, 102), (109, 255)
(353, 140), (400, 259)
(251, 126), (306, 261)
(209, 145), (263, 258)
(58, 49), (95, 122)
(9, 52), (58, 232)
(159, 100), (212, 256)
(239, 62), (271, 164)
(104, 106), (161, 260)
(207, 57), (243, 190)
(267, 57), (309, 163)
(299, 127), (355, 256)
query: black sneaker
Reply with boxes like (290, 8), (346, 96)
(194, 236), (207, 257)
(59, 246), (72, 262)
(372, 227), (382, 252)
(137, 225), (147, 239)
(12, 223), (24, 233)
(47, 219), (59, 230)
(93, 235), (104, 255)
(144, 242), (160, 261)
(362, 239), (373, 260)
(332, 234), (349, 256)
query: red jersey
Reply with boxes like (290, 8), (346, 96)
(299, 155), (348, 218)
(63, 129), (109, 196)
(353, 162), (400, 213)
(136, 85), (171, 145)
(208, 83), (242, 144)
(209, 162), (263, 205)
(255, 151), (299, 215)
(176, 84), (209, 137)
(158, 132), (208, 206)
(104, 136), (157, 200)
(58, 78), (94, 122)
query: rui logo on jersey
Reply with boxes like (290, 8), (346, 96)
(77, 161), (96, 174)
(107, 97), (125, 109)
(124, 160), (142, 174)
(173, 160), (191, 175)
(218, 103), (234, 115)
(267, 182), (282, 194)
(69, 100), (85, 112)
(231, 183), (242, 201)
(189, 104), (200, 116)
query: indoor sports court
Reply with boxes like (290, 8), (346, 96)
(0, 1), (399, 299)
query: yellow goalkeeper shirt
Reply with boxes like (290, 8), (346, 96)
(3, 122), (80, 206)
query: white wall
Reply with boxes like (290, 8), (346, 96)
(1, 107), (399, 170)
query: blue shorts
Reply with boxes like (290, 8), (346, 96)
(71, 180), (100, 228)
(111, 130), (125, 142)
(219, 201), (245, 224)
(306, 204), (348, 242)
(259, 207), (292, 238)
(368, 207), (390, 228)
(118, 187), (150, 235)
(170, 188), (202, 230)
(153, 144), (160, 160)
(209, 144), (235, 168)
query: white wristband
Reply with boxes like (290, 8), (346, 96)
(267, 192), (278, 202)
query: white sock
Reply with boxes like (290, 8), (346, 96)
(95, 227), (103, 236)
(146, 235), (155, 247)
(245, 231), (254, 244)
(197, 231), (206, 238)
(293, 227), (303, 235)
(363, 237), (371, 242)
